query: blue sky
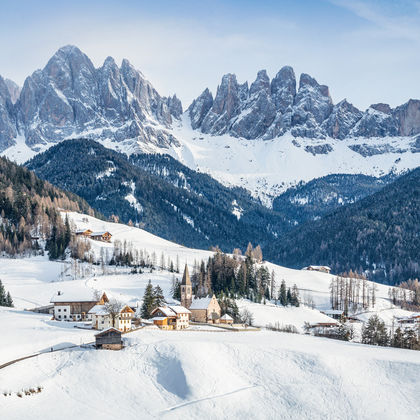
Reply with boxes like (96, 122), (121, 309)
(1, 0), (419, 109)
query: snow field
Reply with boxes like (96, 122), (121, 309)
(1, 329), (420, 419)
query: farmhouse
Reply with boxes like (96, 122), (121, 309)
(75, 229), (93, 237)
(50, 290), (108, 321)
(95, 328), (123, 350)
(306, 322), (339, 335)
(151, 305), (191, 330)
(302, 265), (331, 274)
(397, 314), (420, 326)
(321, 309), (344, 320)
(89, 304), (135, 332)
(90, 231), (112, 242)
(189, 295), (222, 323)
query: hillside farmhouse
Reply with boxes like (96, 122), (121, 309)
(90, 231), (112, 242)
(95, 328), (123, 350)
(50, 290), (108, 321)
(180, 264), (222, 323)
(89, 304), (135, 332)
(151, 305), (191, 330)
(75, 229), (93, 237)
(302, 265), (331, 274)
(397, 314), (420, 326)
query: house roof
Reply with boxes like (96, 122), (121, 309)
(189, 297), (212, 310)
(50, 290), (106, 303)
(220, 314), (233, 320)
(88, 305), (108, 315)
(168, 305), (191, 315)
(152, 306), (177, 317)
(303, 265), (331, 271)
(152, 316), (168, 321)
(90, 231), (111, 236)
(95, 327), (121, 337)
(321, 310), (344, 315)
(151, 305), (191, 317)
(76, 229), (92, 234)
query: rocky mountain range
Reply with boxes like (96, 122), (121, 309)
(189, 68), (420, 140)
(0, 45), (182, 153)
(0, 45), (420, 156)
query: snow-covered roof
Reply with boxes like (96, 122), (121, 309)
(95, 327), (121, 336)
(152, 316), (168, 321)
(220, 314), (233, 320)
(168, 305), (191, 315)
(189, 297), (212, 310)
(302, 265), (331, 271)
(50, 290), (105, 303)
(321, 310), (344, 315)
(88, 305), (108, 315)
(155, 306), (177, 317)
(90, 231), (111, 236)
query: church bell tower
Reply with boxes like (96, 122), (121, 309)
(181, 264), (192, 308)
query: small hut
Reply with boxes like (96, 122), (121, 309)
(95, 327), (123, 350)
(220, 314), (234, 325)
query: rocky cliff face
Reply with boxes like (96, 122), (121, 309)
(0, 76), (17, 152)
(1, 45), (181, 153)
(189, 67), (420, 141)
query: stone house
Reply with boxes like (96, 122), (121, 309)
(189, 295), (221, 323)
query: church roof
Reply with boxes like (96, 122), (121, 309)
(189, 297), (212, 310)
(182, 264), (191, 286)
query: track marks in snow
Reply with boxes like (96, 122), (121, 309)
(161, 384), (260, 413)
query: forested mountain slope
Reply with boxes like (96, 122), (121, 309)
(272, 173), (397, 226)
(26, 139), (292, 252)
(0, 155), (97, 256)
(269, 167), (420, 285)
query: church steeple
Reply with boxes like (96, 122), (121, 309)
(181, 264), (192, 308)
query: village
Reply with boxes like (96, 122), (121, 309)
(46, 264), (244, 350)
(42, 257), (420, 351)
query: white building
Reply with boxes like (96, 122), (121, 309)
(50, 290), (108, 321)
(89, 304), (135, 332)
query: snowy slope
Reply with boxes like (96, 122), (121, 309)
(1, 328), (420, 420)
(166, 115), (420, 205)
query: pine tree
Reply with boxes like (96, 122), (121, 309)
(141, 280), (156, 319)
(171, 277), (181, 300)
(279, 280), (287, 306)
(391, 327), (404, 348)
(286, 288), (293, 306)
(153, 285), (166, 307)
(291, 284), (300, 307)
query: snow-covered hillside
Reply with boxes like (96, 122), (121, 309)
(1, 211), (419, 419)
(1, 327), (420, 419)
(167, 115), (420, 205)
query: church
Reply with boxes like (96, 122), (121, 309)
(181, 264), (222, 323)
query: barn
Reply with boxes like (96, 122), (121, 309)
(95, 327), (123, 350)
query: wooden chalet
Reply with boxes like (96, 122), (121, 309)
(397, 314), (420, 326)
(95, 327), (123, 350)
(50, 290), (109, 321)
(302, 265), (331, 274)
(151, 305), (191, 330)
(75, 229), (93, 237)
(321, 309), (344, 320)
(90, 231), (112, 242)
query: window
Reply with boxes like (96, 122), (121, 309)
(63, 308), (67, 312)
(58, 309), (61, 312)
(64, 315), (67, 319)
